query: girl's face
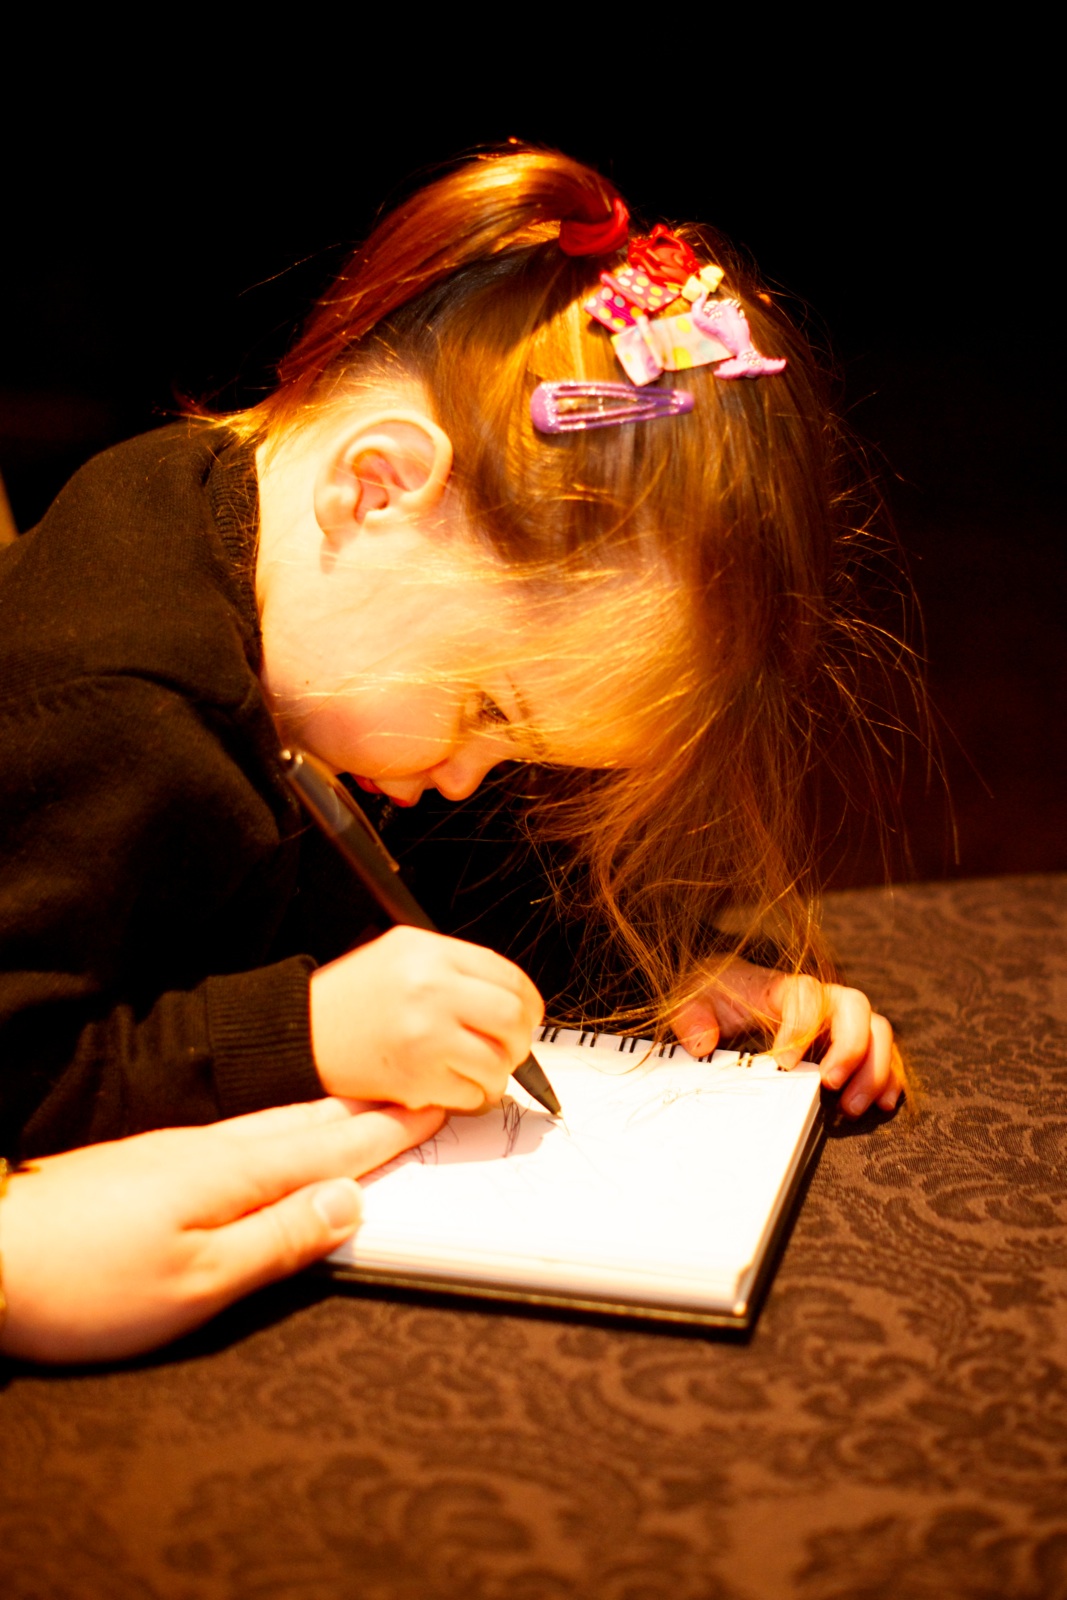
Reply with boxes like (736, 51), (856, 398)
(259, 522), (655, 808)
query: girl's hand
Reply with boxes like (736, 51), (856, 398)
(671, 958), (903, 1117)
(0, 1098), (443, 1365)
(310, 926), (544, 1111)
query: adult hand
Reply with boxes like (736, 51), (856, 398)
(0, 1098), (442, 1364)
(672, 958), (903, 1117)
(310, 926), (544, 1111)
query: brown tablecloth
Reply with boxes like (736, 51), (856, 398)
(3, 875), (1066, 1600)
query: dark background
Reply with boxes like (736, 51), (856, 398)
(2, 50), (1060, 887)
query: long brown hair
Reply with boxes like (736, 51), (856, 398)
(238, 146), (922, 1040)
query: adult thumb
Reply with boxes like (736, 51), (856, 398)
(205, 1177), (364, 1309)
(310, 1177), (363, 1236)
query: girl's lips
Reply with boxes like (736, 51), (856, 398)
(353, 775), (415, 808)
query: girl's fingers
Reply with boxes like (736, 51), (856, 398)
(768, 974), (826, 1071)
(877, 1038), (906, 1111)
(678, 963), (902, 1117)
(451, 975), (544, 1063)
(191, 1105), (444, 1227)
(671, 998), (722, 1057)
(442, 939), (544, 1027)
(838, 1014), (899, 1117)
(409, 1021), (522, 1109)
(816, 987), (875, 1090)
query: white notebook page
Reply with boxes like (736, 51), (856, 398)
(331, 1032), (822, 1314)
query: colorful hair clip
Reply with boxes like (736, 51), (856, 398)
(681, 263), (726, 302)
(646, 310), (733, 373)
(600, 266), (680, 315)
(611, 320), (665, 385)
(531, 381), (694, 433)
(690, 296), (787, 380)
(583, 281), (643, 333)
(627, 226), (702, 288)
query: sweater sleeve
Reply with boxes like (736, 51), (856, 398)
(0, 674), (325, 1158)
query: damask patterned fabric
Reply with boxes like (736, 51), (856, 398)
(3, 875), (1066, 1600)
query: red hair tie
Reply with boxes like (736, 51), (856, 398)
(627, 225), (701, 287)
(558, 196), (630, 257)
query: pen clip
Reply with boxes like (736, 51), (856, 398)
(280, 749), (401, 874)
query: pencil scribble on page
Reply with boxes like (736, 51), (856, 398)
(501, 1096), (527, 1156)
(406, 1117), (462, 1166)
(620, 1082), (766, 1129)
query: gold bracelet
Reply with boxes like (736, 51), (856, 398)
(0, 1156), (9, 1337)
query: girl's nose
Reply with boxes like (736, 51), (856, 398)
(430, 741), (503, 802)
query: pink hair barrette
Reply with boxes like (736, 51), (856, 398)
(530, 381), (694, 434)
(690, 296), (787, 380)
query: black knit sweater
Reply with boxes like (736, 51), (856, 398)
(0, 424), (360, 1156)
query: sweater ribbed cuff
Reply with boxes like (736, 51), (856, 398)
(205, 956), (323, 1116)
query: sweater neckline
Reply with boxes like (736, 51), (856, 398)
(205, 428), (262, 669)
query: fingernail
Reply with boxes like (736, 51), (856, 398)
(312, 1178), (362, 1231)
(844, 1090), (870, 1116)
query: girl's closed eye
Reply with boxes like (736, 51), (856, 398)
(473, 692), (512, 732)
(471, 689), (549, 762)
(476, 697), (511, 729)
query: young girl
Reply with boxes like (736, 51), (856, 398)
(0, 146), (905, 1170)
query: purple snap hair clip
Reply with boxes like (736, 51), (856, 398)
(530, 380), (694, 434)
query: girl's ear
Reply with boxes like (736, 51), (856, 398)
(313, 411), (454, 544)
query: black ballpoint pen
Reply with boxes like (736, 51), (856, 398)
(281, 748), (562, 1117)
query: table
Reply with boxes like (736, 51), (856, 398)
(3, 875), (1066, 1600)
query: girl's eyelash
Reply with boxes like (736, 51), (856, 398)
(476, 694), (511, 729)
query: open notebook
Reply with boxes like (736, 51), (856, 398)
(328, 1028), (824, 1328)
